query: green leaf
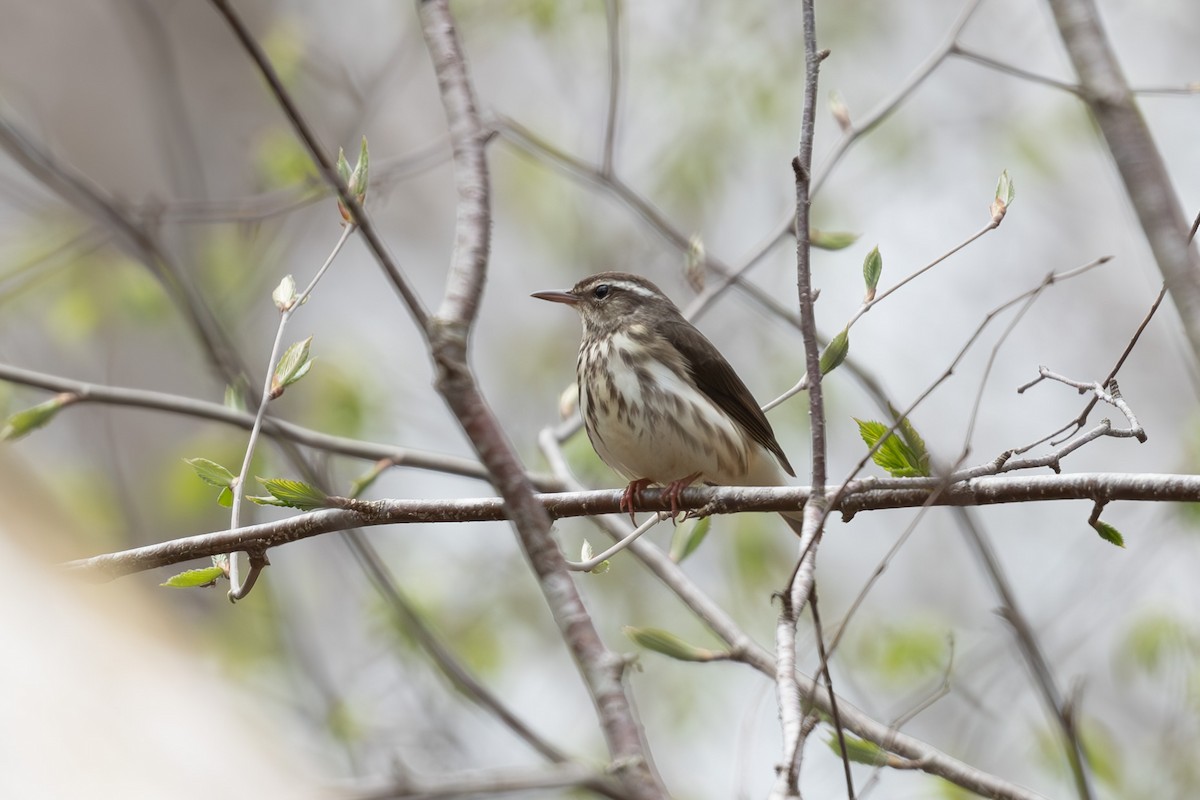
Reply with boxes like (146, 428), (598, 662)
(161, 566), (226, 588)
(669, 516), (711, 563)
(1, 395), (72, 441)
(854, 418), (930, 478)
(1092, 519), (1125, 547)
(810, 229), (859, 251)
(826, 733), (890, 766)
(217, 486), (234, 508)
(271, 336), (314, 397)
(623, 626), (717, 662)
(862, 245), (882, 301)
(819, 328), (850, 375)
(891, 405), (931, 477)
(248, 477), (328, 510)
(185, 457), (236, 489)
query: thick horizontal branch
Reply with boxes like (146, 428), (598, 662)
(66, 473), (1200, 580)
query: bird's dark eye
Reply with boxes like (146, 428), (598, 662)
(593, 284), (611, 299)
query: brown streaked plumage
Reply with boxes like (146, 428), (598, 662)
(534, 272), (798, 523)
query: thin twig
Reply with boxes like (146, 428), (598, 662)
(207, 0), (430, 331)
(953, 507), (1095, 800)
(226, 224), (356, 599)
(0, 361), (557, 486)
(1017, 283), (1166, 453)
(810, 588), (855, 798)
(825, 256), (1110, 521)
(0, 113), (252, 388)
(563, 511), (667, 572)
(950, 45), (1082, 94)
(536, 437), (1049, 800)
(765, 217), (1006, 413)
(125, 140), (450, 225)
(341, 529), (573, 766)
(600, 0), (622, 176)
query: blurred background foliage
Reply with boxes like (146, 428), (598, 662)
(1, 0), (1199, 797)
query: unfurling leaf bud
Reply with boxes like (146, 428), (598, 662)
(161, 566), (226, 588)
(337, 136), (369, 224)
(862, 245), (882, 302)
(810, 229), (859, 251)
(248, 477), (328, 510)
(349, 136), (369, 204)
(184, 457), (237, 507)
(819, 328), (850, 375)
(623, 626), (720, 662)
(829, 90), (852, 132)
(272, 274), (297, 311)
(990, 169), (1015, 225)
(1, 393), (76, 440)
(826, 733), (891, 766)
(336, 147), (351, 185)
(579, 539), (611, 573)
(271, 336), (314, 398)
(184, 457), (235, 488)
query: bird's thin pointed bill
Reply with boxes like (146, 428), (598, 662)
(531, 289), (578, 305)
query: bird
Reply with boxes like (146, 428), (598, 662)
(533, 271), (801, 530)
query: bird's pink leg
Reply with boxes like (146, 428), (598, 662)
(662, 472), (701, 522)
(620, 478), (653, 524)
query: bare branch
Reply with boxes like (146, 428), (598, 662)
(954, 507), (1095, 800)
(0, 114), (250, 387)
(1046, 0), (1200, 358)
(341, 529), (571, 766)
(773, 1), (830, 795)
(66, 473), (1200, 580)
(207, 0), (430, 330)
(0, 361), (549, 487)
(600, 0), (622, 175)
(415, 2), (666, 796)
(539, 438), (1050, 800)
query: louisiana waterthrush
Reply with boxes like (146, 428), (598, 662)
(534, 272), (801, 529)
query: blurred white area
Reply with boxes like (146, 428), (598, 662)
(0, 454), (325, 799)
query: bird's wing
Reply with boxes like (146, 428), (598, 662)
(664, 317), (796, 477)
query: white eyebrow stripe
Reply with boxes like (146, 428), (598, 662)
(607, 280), (659, 299)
